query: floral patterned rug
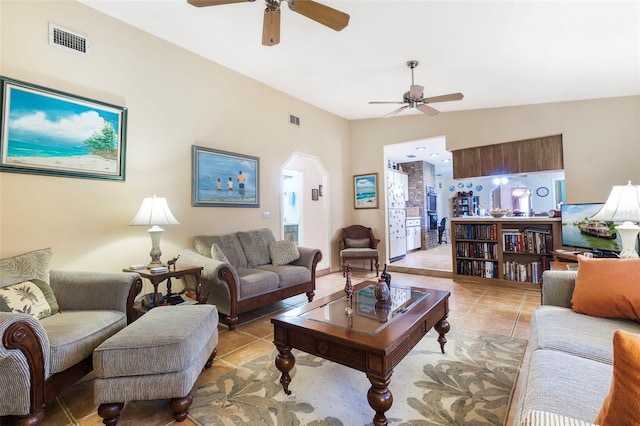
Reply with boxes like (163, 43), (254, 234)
(189, 328), (527, 426)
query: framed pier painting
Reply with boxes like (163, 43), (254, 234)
(192, 145), (260, 207)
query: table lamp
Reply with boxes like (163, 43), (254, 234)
(590, 181), (640, 259)
(130, 195), (179, 267)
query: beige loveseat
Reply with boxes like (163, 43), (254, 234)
(514, 265), (640, 425)
(178, 228), (321, 329)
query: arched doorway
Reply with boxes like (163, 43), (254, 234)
(280, 152), (330, 272)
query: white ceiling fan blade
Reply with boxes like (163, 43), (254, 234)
(417, 104), (439, 116)
(369, 101), (404, 104)
(409, 85), (423, 99)
(384, 105), (409, 118)
(423, 93), (464, 103)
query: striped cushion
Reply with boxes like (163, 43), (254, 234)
(521, 410), (596, 426)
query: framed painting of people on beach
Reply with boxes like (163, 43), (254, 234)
(192, 145), (260, 207)
(354, 173), (379, 209)
(0, 77), (127, 181)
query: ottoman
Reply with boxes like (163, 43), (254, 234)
(93, 304), (219, 425)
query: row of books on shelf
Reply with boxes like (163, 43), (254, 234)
(456, 260), (498, 278)
(454, 224), (498, 241)
(503, 260), (548, 284)
(456, 257), (552, 283)
(502, 228), (553, 254)
(455, 241), (498, 260)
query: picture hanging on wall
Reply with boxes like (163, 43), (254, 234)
(0, 77), (127, 181)
(353, 172), (379, 209)
(192, 145), (260, 207)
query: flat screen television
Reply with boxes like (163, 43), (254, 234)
(560, 203), (623, 254)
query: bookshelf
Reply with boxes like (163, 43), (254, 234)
(452, 196), (479, 217)
(451, 217), (561, 290)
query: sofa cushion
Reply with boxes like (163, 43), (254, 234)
(530, 305), (640, 364)
(41, 310), (126, 375)
(595, 330), (640, 426)
(571, 257), (640, 322)
(517, 349), (611, 423)
(0, 248), (53, 288)
(520, 410), (596, 426)
(255, 264), (311, 288)
(195, 234), (247, 269)
(268, 240), (300, 266)
(0, 279), (59, 320)
(237, 229), (276, 267)
(237, 268), (279, 298)
(210, 243), (230, 263)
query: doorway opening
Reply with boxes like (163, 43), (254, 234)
(280, 152), (330, 272)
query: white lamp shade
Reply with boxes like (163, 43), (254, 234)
(130, 196), (179, 226)
(590, 182), (640, 223)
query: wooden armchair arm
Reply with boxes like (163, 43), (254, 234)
(1, 313), (49, 417)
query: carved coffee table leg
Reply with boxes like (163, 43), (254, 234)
(274, 342), (295, 395)
(366, 371), (393, 426)
(435, 313), (450, 354)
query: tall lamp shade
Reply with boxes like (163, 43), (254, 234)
(130, 195), (179, 266)
(590, 181), (640, 259)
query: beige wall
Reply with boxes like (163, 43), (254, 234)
(350, 97), (640, 262)
(0, 1), (351, 271)
(2, 1), (639, 272)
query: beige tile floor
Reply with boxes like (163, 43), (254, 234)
(27, 247), (537, 426)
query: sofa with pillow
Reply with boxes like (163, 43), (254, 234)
(177, 228), (322, 329)
(514, 257), (640, 426)
(0, 248), (142, 425)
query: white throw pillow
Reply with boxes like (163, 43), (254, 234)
(268, 240), (300, 266)
(210, 243), (230, 263)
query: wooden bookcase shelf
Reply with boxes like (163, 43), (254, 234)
(452, 196), (479, 217)
(451, 217), (561, 290)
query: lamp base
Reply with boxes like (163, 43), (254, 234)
(616, 222), (640, 259)
(147, 226), (166, 267)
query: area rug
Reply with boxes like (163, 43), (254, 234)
(189, 328), (527, 426)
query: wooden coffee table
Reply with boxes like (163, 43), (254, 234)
(271, 280), (450, 426)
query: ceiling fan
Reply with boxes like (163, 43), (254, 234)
(369, 60), (464, 118)
(187, 0), (350, 46)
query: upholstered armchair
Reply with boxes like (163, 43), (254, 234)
(0, 249), (142, 426)
(338, 225), (380, 276)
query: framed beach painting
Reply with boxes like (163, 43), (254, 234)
(0, 77), (127, 180)
(192, 145), (260, 207)
(354, 173), (379, 209)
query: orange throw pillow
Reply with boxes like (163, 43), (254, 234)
(571, 256), (640, 321)
(595, 330), (640, 425)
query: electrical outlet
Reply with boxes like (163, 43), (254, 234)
(263, 211), (270, 218)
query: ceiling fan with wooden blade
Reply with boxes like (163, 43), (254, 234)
(187, 0), (350, 46)
(369, 60), (464, 118)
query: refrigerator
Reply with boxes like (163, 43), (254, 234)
(387, 170), (407, 262)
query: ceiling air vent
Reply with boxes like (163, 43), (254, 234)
(289, 114), (300, 127)
(49, 24), (89, 56)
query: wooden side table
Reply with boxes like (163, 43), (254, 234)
(123, 264), (203, 308)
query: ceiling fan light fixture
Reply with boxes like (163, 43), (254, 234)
(369, 60), (463, 118)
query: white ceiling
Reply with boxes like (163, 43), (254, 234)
(79, 0), (640, 176)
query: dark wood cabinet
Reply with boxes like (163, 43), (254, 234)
(452, 134), (563, 179)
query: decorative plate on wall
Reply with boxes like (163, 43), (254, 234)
(449, 185), (455, 192)
(458, 182), (464, 188)
(466, 182), (473, 188)
(476, 185), (483, 192)
(536, 186), (550, 197)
